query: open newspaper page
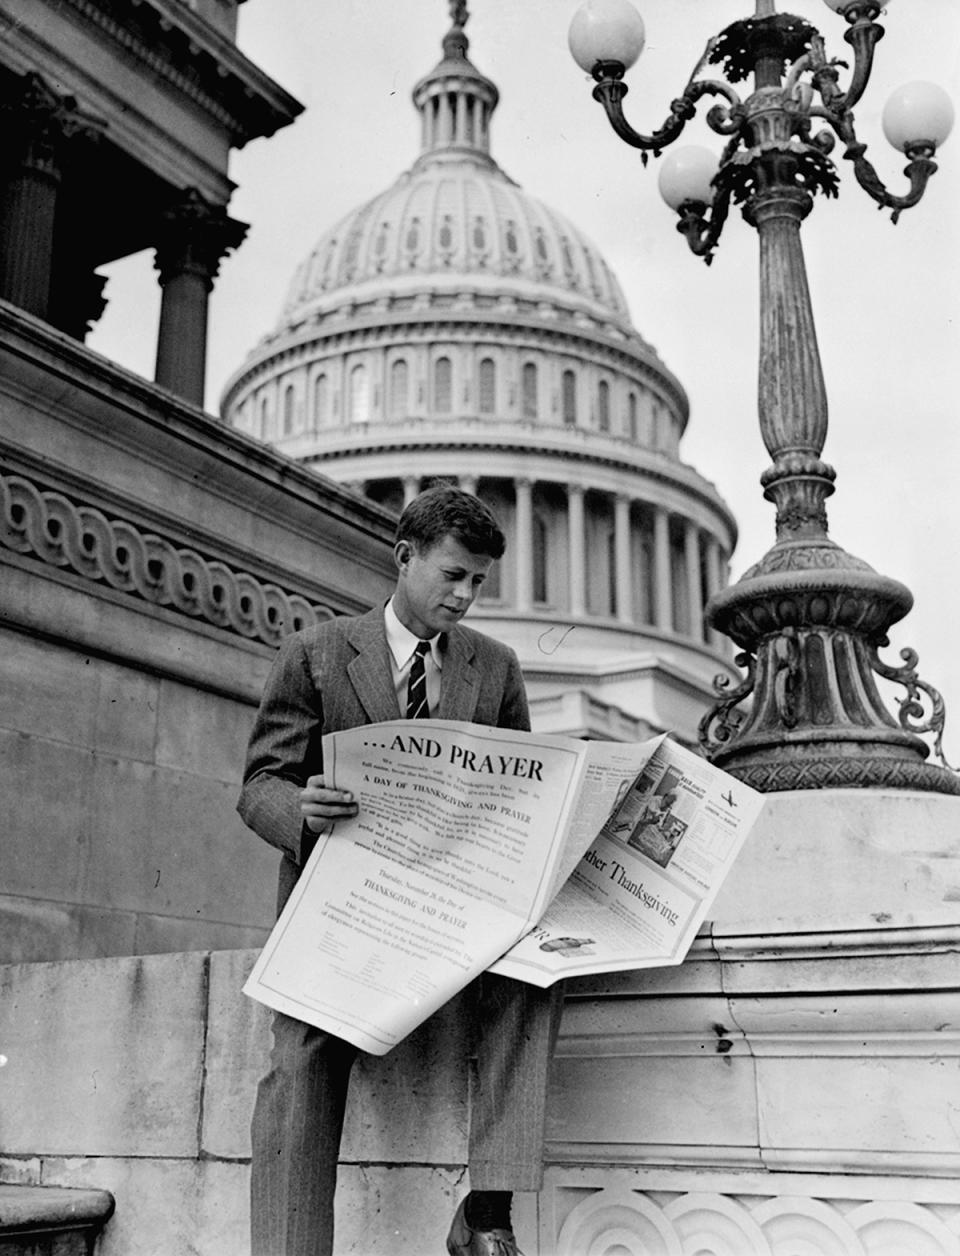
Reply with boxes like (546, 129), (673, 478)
(244, 718), (636, 1054)
(489, 738), (764, 986)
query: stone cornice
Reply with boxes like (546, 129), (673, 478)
(0, 300), (396, 553)
(50, 0), (302, 145)
(0, 467), (340, 646)
(300, 436), (738, 539)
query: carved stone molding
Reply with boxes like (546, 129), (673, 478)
(553, 1186), (960, 1256)
(0, 470), (338, 645)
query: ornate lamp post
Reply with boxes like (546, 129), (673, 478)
(569, 0), (959, 793)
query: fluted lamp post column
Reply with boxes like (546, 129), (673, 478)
(569, 0), (958, 793)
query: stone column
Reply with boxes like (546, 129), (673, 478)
(403, 476), (421, 507)
(684, 519), (704, 641)
(459, 475), (478, 495)
(154, 188), (247, 407)
(653, 505), (673, 633)
(614, 493), (633, 624)
(514, 478), (533, 613)
(567, 484), (586, 617)
(0, 73), (98, 321)
(456, 93), (469, 145)
(705, 536), (723, 647)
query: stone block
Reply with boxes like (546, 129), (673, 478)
(202, 951), (472, 1166)
(0, 628), (98, 746)
(134, 913), (270, 958)
(341, 989), (471, 1165)
(39, 1157), (248, 1256)
(0, 895), (136, 964)
(711, 791), (960, 934)
(92, 661), (160, 764)
(334, 1164), (468, 1256)
(201, 950), (271, 1161)
(756, 1054), (960, 1161)
(0, 953), (207, 1157)
(0, 730), (91, 899)
(546, 1048), (759, 1152)
(0, 1161), (41, 1188)
(82, 757), (275, 925)
(155, 679), (253, 783)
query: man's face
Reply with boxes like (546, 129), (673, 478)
(393, 533), (494, 639)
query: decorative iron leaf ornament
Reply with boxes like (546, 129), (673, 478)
(710, 16), (818, 84)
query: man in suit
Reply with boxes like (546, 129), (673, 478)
(239, 485), (563, 1256)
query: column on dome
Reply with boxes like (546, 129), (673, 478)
(471, 97), (484, 150)
(0, 72), (99, 322)
(684, 519), (704, 642)
(456, 91), (469, 145)
(438, 93), (453, 145)
(567, 483), (586, 617)
(653, 505), (673, 633)
(403, 476), (421, 507)
(614, 493), (633, 624)
(705, 535), (724, 647)
(514, 478), (533, 613)
(154, 187), (247, 406)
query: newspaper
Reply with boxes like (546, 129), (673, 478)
(243, 719), (763, 1054)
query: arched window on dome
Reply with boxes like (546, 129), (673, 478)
(282, 385), (295, 435)
(434, 357), (452, 414)
(627, 392), (638, 441)
(389, 359), (409, 419)
(313, 374), (328, 429)
(349, 364), (370, 424)
(478, 358), (496, 415)
(598, 380), (610, 433)
(562, 370), (577, 427)
(522, 363), (538, 420)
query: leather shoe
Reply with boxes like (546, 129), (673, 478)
(446, 1196), (521, 1256)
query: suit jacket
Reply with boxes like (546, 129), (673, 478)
(238, 605), (530, 912)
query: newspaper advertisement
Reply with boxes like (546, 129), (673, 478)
(489, 737), (765, 986)
(244, 720), (763, 1054)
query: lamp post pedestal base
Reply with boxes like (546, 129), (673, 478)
(700, 541), (960, 795)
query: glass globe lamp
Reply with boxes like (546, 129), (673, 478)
(882, 81), (955, 153)
(658, 146), (718, 211)
(568, 0), (646, 75)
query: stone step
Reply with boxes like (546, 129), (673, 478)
(0, 1186), (114, 1256)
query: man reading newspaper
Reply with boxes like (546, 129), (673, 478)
(238, 485), (561, 1256)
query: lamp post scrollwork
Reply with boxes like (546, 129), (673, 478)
(569, 0), (958, 793)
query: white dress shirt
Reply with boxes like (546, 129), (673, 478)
(384, 598), (442, 716)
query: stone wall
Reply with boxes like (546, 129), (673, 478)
(1, 792), (958, 1255)
(0, 301), (397, 962)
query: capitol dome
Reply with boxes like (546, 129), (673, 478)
(222, 3), (738, 743)
(279, 144), (633, 330)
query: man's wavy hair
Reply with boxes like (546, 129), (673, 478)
(396, 485), (506, 560)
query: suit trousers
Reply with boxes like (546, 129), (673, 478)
(250, 973), (564, 1256)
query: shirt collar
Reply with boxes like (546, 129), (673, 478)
(384, 598), (443, 670)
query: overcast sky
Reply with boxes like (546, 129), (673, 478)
(90, 0), (960, 764)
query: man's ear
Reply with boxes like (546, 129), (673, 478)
(394, 540), (412, 572)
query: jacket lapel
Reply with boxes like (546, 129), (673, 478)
(436, 627), (480, 723)
(346, 608), (402, 724)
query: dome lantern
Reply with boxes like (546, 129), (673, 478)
(412, 1), (500, 165)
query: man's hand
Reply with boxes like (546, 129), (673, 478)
(300, 774), (359, 834)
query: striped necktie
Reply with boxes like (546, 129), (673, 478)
(406, 639), (431, 720)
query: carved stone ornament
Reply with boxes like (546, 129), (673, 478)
(554, 1186), (960, 1256)
(0, 471), (337, 645)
